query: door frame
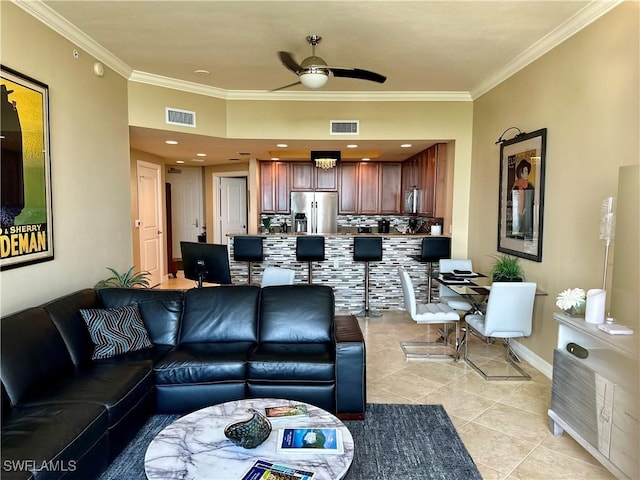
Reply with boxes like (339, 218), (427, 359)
(135, 160), (164, 286)
(212, 170), (250, 244)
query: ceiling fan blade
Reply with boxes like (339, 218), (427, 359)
(278, 51), (302, 74)
(330, 67), (387, 84)
(270, 81), (302, 92)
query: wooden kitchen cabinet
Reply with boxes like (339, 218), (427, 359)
(260, 161), (290, 213)
(290, 162), (338, 191)
(338, 162), (359, 213)
(338, 161), (401, 214)
(379, 163), (402, 214)
(401, 143), (446, 216)
(357, 162), (379, 214)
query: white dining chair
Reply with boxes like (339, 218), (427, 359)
(462, 282), (537, 380)
(438, 259), (474, 313)
(260, 266), (295, 287)
(397, 266), (460, 359)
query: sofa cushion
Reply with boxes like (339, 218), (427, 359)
(44, 288), (100, 368)
(181, 286), (259, 343)
(97, 288), (185, 346)
(19, 362), (154, 430)
(1, 308), (75, 406)
(155, 343), (254, 385)
(1, 402), (108, 480)
(80, 304), (153, 360)
(248, 343), (335, 381)
(259, 285), (334, 343)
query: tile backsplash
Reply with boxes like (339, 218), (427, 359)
(260, 214), (443, 233)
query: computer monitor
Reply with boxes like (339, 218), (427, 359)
(180, 241), (232, 287)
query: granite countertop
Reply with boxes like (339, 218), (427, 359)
(228, 232), (446, 238)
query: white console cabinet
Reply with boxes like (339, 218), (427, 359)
(548, 313), (639, 479)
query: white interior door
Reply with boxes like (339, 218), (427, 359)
(219, 177), (247, 242)
(166, 167), (203, 258)
(137, 161), (163, 287)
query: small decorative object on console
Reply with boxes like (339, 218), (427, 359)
(597, 323), (634, 335)
(224, 408), (272, 449)
(556, 288), (586, 316)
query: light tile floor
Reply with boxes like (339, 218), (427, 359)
(156, 275), (615, 480)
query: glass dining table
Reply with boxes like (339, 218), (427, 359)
(433, 271), (547, 360)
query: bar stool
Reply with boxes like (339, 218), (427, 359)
(353, 236), (383, 317)
(296, 236), (325, 284)
(233, 236), (264, 284)
(415, 236), (451, 302)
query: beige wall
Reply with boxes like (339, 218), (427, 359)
(1, 3), (132, 315)
(469, 2), (639, 363)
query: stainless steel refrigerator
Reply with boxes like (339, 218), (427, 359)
(290, 191), (338, 234)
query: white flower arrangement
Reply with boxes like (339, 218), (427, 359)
(556, 288), (586, 311)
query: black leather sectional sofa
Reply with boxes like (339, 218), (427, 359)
(0, 284), (366, 480)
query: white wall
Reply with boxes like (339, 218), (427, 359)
(0, 3), (132, 315)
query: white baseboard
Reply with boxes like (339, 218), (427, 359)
(510, 340), (553, 380)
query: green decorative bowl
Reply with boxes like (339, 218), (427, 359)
(224, 408), (272, 449)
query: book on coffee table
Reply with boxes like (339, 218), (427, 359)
(264, 404), (309, 422)
(277, 428), (344, 454)
(240, 459), (315, 479)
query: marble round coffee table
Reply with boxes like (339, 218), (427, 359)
(144, 398), (354, 480)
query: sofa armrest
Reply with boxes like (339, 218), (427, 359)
(334, 315), (366, 419)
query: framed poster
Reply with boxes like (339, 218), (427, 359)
(497, 128), (546, 262)
(1, 66), (53, 270)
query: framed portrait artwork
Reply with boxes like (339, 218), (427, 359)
(497, 128), (546, 262)
(1, 66), (54, 270)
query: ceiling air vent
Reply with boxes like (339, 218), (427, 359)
(166, 107), (196, 128)
(330, 120), (359, 135)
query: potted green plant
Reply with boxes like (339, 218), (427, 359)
(95, 266), (151, 289)
(489, 254), (524, 282)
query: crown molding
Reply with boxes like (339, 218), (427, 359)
(130, 70), (472, 102)
(12, 0), (132, 79)
(471, 0), (623, 99)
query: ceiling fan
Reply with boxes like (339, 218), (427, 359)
(275, 34), (387, 91)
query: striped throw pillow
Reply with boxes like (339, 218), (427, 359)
(80, 303), (153, 360)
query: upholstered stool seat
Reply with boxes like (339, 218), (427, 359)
(353, 236), (383, 317)
(296, 236), (325, 284)
(233, 236), (264, 285)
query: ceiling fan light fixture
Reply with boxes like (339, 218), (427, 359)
(300, 70), (329, 89)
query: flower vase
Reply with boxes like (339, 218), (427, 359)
(563, 302), (586, 317)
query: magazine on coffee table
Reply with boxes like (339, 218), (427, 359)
(277, 428), (344, 454)
(240, 459), (315, 480)
(264, 404), (309, 422)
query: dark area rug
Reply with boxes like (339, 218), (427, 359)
(99, 403), (481, 480)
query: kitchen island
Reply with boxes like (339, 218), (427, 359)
(228, 233), (445, 314)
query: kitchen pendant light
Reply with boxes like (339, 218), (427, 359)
(315, 158), (337, 169)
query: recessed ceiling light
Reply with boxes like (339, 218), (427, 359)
(165, 140), (178, 145)
(271, 157), (280, 161)
(361, 157), (370, 161)
(401, 143), (412, 148)
(193, 69), (211, 75)
(191, 159), (205, 163)
(176, 160), (185, 164)
(347, 144), (358, 148)
(196, 153), (207, 157)
(276, 143), (288, 148)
